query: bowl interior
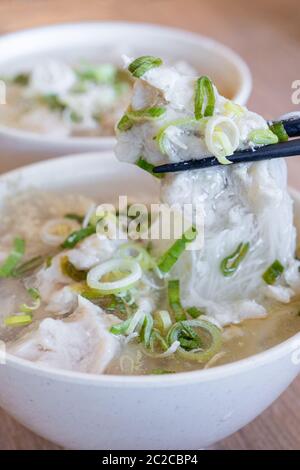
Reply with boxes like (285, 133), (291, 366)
(1, 152), (300, 385)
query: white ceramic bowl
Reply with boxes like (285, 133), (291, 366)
(1, 153), (299, 450)
(0, 22), (252, 167)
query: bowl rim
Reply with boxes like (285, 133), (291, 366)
(0, 152), (299, 387)
(0, 20), (252, 147)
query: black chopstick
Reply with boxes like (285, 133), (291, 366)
(153, 138), (300, 174)
(275, 117), (300, 137)
(153, 117), (300, 174)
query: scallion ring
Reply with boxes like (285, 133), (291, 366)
(41, 218), (81, 247)
(205, 116), (239, 164)
(87, 258), (142, 294)
(166, 320), (222, 363)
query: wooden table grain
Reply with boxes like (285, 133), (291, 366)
(0, 0), (299, 451)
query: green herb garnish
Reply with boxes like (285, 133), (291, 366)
(220, 242), (250, 277)
(262, 260), (284, 285)
(128, 56), (162, 78)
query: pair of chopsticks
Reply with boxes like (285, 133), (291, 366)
(153, 117), (300, 174)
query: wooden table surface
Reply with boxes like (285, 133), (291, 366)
(0, 0), (299, 450)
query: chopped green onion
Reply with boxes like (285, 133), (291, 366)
(156, 118), (197, 155)
(110, 309), (145, 336)
(116, 242), (157, 270)
(248, 128), (278, 145)
(262, 260), (284, 285)
(0, 238), (25, 278)
(147, 328), (169, 356)
(153, 310), (172, 334)
(61, 256), (87, 282)
(140, 314), (154, 348)
(12, 73), (30, 86)
(61, 225), (95, 249)
(166, 319), (222, 363)
(20, 288), (41, 313)
(110, 317), (132, 335)
(4, 314), (32, 327)
(64, 213), (84, 224)
(41, 94), (66, 111)
(77, 64), (116, 84)
(194, 76), (215, 120)
(118, 107), (166, 133)
(87, 258), (142, 294)
(268, 122), (289, 142)
(168, 280), (186, 322)
(136, 156), (165, 179)
(212, 131), (233, 165)
(12, 255), (44, 278)
(117, 114), (134, 132)
(128, 56), (162, 78)
(157, 226), (197, 274)
(127, 106), (166, 121)
(223, 101), (244, 117)
(186, 307), (205, 319)
(220, 242), (250, 277)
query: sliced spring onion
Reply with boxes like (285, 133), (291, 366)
(220, 242), (250, 277)
(205, 116), (239, 164)
(128, 56), (162, 78)
(110, 308), (145, 336)
(248, 128), (278, 145)
(157, 226), (197, 274)
(61, 256), (87, 282)
(117, 114), (134, 132)
(12, 255), (44, 278)
(194, 76), (215, 120)
(4, 314), (32, 327)
(12, 73), (30, 86)
(64, 213), (84, 224)
(153, 310), (172, 334)
(77, 64), (116, 84)
(140, 314), (154, 348)
(268, 122), (289, 142)
(61, 225), (95, 249)
(41, 94), (66, 111)
(87, 258), (142, 294)
(166, 319), (222, 363)
(0, 238), (25, 278)
(136, 156), (165, 179)
(20, 288), (41, 313)
(115, 242), (156, 270)
(41, 218), (80, 247)
(223, 101), (244, 117)
(168, 280), (186, 322)
(186, 307), (205, 318)
(127, 106), (166, 121)
(262, 260), (284, 285)
(156, 118), (198, 155)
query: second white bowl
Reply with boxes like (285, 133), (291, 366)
(0, 22), (252, 167)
